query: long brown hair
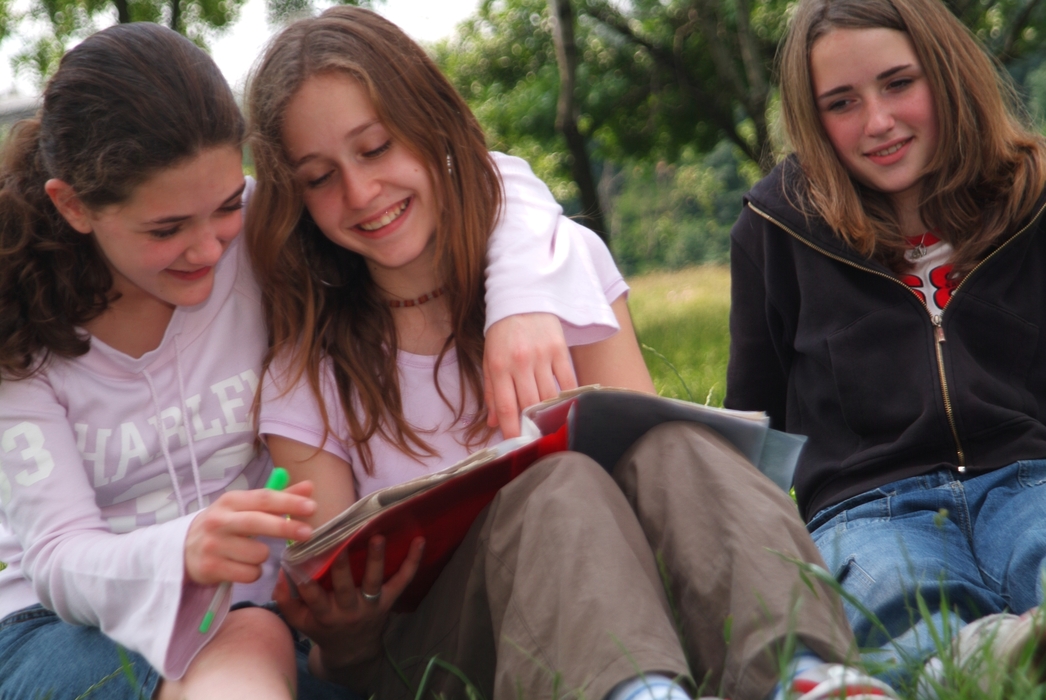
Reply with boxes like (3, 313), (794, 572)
(0, 23), (244, 380)
(778, 0), (1046, 274)
(246, 6), (501, 474)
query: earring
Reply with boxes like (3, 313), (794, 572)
(446, 153), (453, 175)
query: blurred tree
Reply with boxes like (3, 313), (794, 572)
(549, 0), (606, 237)
(610, 142), (760, 275)
(437, 0), (1046, 240)
(946, 0), (1046, 61)
(9, 0), (249, 87)
(0, 0), (373, 89)
(435, 0), (574, 201)
(580, 0), (789, 173)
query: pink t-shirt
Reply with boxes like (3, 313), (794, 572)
(259, 223), (627, 498)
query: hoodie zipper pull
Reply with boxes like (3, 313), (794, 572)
(931, 313), (965, 472)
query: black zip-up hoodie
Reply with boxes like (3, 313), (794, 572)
(725, 156), (1046, 522)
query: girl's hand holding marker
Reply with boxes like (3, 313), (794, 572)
(193, 467), (315, 633)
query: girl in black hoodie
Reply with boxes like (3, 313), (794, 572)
(727, 0), (1046, 692)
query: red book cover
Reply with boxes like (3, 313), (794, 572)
(282, 421), (569, 612)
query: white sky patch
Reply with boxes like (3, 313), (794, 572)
(0, 0), (481, 97)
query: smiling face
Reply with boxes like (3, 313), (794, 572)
(810, 27), (939, 214)
(81, 146), (246, 310)
(281, 72), (439, 294)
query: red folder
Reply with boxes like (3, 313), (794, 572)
(284, 423), (568, 611)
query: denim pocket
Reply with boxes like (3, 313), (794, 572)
(808, 487), (891, 533)
(0, 605), (53, 633)
(809, 489), (892, 592)
(835, 554), (878, 589)
(842, 489), (893, 524)
(1016, 459), (1046, 488)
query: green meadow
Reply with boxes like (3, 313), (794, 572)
(628, 265), (731, 407)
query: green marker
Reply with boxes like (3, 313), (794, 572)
(199, 468), (291, 634)
(265, 466), (290, 491)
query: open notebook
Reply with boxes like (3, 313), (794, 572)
(281, 386), (804, 611)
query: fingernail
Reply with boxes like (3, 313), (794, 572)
(297, 526), (312, 540)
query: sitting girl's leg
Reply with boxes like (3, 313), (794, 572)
(373, 453), (691, 700)
(480, 454), (691, 699)
(972, 459), (1046, 613)
(808, 470), (1004, 672)
(157, 607), (297, 700)
(612, 422), (856, 700)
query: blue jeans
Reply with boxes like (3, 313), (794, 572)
(0, 603), (356, 699)
(0, 604), (161, 699)
(808, 461), (1046, 674)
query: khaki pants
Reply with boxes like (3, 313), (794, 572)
(369, 422), (854, 700)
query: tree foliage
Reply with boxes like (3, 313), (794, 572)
(436, 0), (1046, 267)
(0, 0), (372, 88)
(437, 0), (1046, 183)
(946, 0), (1046, 60)
(4, 0), (243, 86)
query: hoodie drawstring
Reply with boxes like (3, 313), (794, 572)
(143, 369), (187, 518)
(143, 335), (206, 517)
(174, 335), (206, 511)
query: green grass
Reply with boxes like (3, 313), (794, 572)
(628, 265), (731, 406)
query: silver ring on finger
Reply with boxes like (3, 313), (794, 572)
(361, 589), (381, 604)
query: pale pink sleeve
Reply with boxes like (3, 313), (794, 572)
(0, 374), (215, 680)
(485, 152), (622, 345)
(560, 217), (629, 344)
(258, 354), (353, 465)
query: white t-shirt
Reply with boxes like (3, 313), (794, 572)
(259, 223), (627, 498)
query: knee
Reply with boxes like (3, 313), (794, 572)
(196, 607), (296, 680)
(617, 421), (746, 480)
(510, 451), (615, 498)
(218, 607), (295, 657)
(613, 421), (769, 508)
(157, 608), (296, 700)
(1003, 529), (1046, 610)
(492, 452), (632, 535)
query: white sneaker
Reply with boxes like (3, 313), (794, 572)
(789, 663), (899, 700)
(918, 610), (1046, 698)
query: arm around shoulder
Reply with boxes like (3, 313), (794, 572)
(484, 152), (615, 334)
